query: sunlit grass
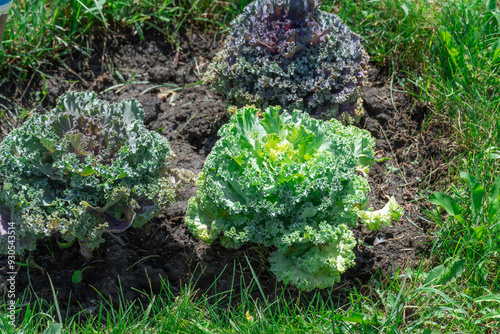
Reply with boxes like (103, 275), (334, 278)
(0, 0), (248, 80)
(331, 1), (500, 332)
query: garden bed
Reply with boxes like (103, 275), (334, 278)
(0, 29), (449, 319)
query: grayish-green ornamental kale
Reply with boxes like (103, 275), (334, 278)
(0, 92), (193, 259)
(186, 106), (403, 291)
(204, 0), (369, 122)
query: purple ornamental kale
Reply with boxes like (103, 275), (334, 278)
(205, 0), (369, 122)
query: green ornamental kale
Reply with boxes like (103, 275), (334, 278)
(0, 92), (193, 259)
(204, 0), (369, 122)
(186, 106), (403, 291)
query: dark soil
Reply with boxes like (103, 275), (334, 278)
(0, 29), (450, 321)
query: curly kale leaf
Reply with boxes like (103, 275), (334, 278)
(358, 196), (404, 230)
(204, 0), (369, 122)
(269, 224), (356, 291)
(186, 106), (402, 290)
(187, 106), (372, 249)
(0, 92), (188, 258)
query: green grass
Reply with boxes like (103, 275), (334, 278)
(0, 0), (248, 81)
(326, 0), (436, 72)
(333, 0), (500, 152)
(2, 0), (500, 332)
(334, 0), (500, 332)
(335, 0), (500, 332)
(0, 271), (378, 333)
(1, 259), (497, 333)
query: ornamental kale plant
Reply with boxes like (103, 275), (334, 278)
(186, 106), (403, 291)
(204, 0), (369, 122)
(0, 92), (193, 259)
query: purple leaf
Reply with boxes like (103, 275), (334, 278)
(0, 206), (11, 236)
(102, 204), (136, 233)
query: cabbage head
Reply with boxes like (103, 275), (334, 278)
(0, 92), (193, 259)
(186, 106), (403, 291)
(204, 0), (369, 122)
